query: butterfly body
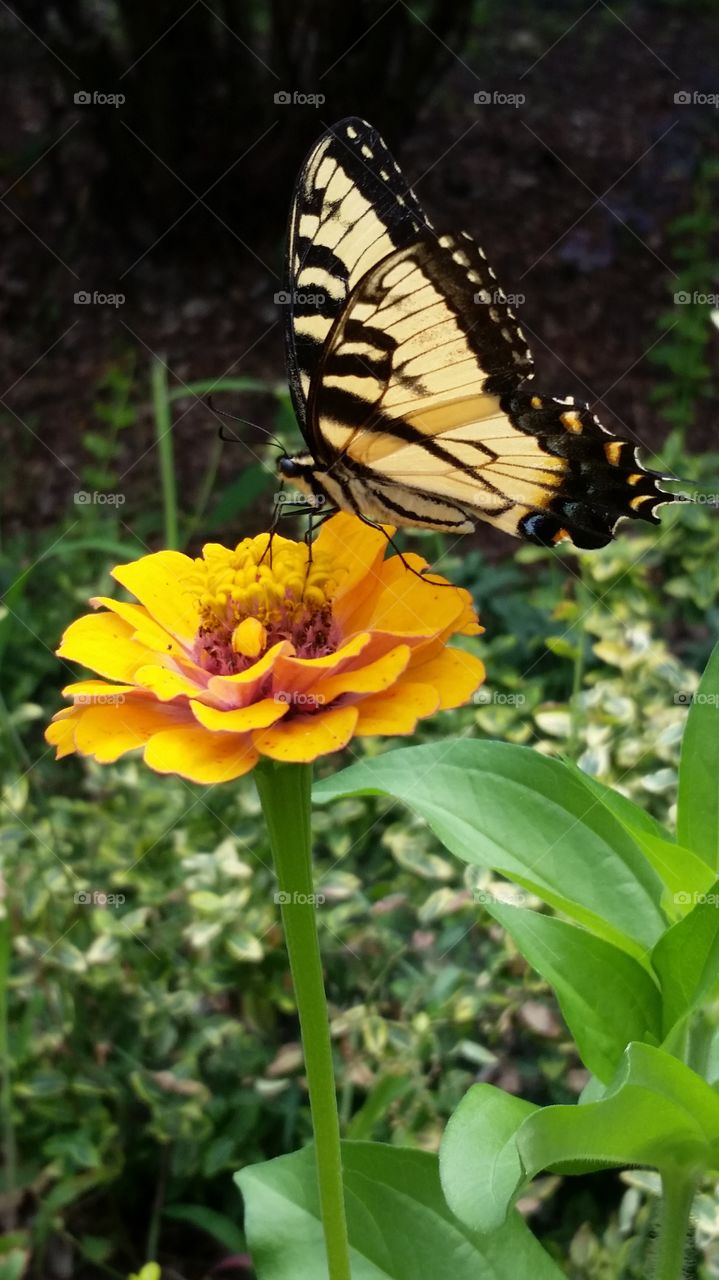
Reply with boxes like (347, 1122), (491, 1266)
(280, 117), (671, 551)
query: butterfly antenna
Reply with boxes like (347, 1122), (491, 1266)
(206, 395), (287, 454)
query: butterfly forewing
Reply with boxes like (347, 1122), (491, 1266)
(283, 117), (672, 549)
(285, 117), (432, 440)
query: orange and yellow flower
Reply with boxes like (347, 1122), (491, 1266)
(45, 514), (484, 783)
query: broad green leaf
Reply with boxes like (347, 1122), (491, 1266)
(677, 638), (719, 867)
(314, 741), (666, 958)
(519, 1043), (719, 1180)
(440, 1085), (539, 1233)
(563, 765), (712, 902)
(652, 880), (719, 1035)
(485, 903), (661, 1081)
(237, 1141), (564, 1280)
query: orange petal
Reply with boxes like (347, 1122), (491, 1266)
(271, 633), (372, 697)
(354, 681), (440, 736)
(70, 698), (188, 763)
(407, 648), (486, 710)
(143, 725), (258, 783)
(253, 704), (359, 763)
(311, 643), (410, 702)
(317, 514), (388, 631)
(190, 696), (288, 733)
(357, 556), (469, 638)
(57, 612), (157, 682)
(112, 550), (199, 644)
(206, 641), (293, 708)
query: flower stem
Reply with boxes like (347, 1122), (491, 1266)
(255, 761), (351, 1280)
(654, 1169), (696, 1280)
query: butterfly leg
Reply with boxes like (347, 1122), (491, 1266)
(354, 513), (456, 588)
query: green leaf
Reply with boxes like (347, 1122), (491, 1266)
(346, 1074), (414, 1140)
(440, 1085), (539, 1233)
(314, 741), (665, 958)
(237, 1141), (564, 1279)
(485, 903), (662, 1080)
(519, 1043), (719, 1180)
(163, 1203), (246, 1254)
(677, 639), (719, 867)
(652, 880), (719, 1035)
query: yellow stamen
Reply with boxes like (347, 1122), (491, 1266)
(189, 533), (343, 636)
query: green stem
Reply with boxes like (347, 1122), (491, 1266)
(254, 762), (351, 1280)
(150, 357), (179, 550)
(654, 1169), (696, 1280)
(0, 906), (16, 1231)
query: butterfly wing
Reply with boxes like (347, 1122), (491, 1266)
(284, 116), (436, 448)
(309, 238), (667, 549)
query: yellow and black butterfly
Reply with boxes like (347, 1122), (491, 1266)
(278, 116), (671, 550)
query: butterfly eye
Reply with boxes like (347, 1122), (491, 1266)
(279, 456), (302, 478)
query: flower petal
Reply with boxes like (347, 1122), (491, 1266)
(253, 705), (359, 763)
(45, 708), (80, 758)
(354, 681), (440, 736)
(134, 664), (204, 702)
(318, 514), (388, 630)
(90, 596), (189, 660)
(206, 641), (293, 708)
(112, 550), (199, 644)
(143, 725), (258, 783)
(190, 696), (288, 733)
(57, 612), (158, 682)
(310, 644), (410, 702)
(69, 698), (187, 763)
(407, 648), (486, 710)
(271, 633), (373, 697)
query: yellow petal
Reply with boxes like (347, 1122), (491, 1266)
(317, 514), (388, 631)
(71, 699), (187, 763)
(311, 644), (410, 702)
(112, 550), (199, 644)
(45, 708), (80, 758)
(253, 705), (359, 763)
(92, 596), (191, 660)
(190, 696), (288, 733)
(354, 682), (440, 736)
(143, 725), (258, 783)
(408, 649), (486, 710)
(61, 680), (136, 700)
(134, 664), (204, 702)
(57, 612), (157, 682)
(271, 633), (372, 697)
(232, 616), (267, 659)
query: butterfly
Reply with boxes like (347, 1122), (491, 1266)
(277, 116), (672, 551)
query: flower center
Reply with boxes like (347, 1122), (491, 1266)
(189, 533), (343, 675)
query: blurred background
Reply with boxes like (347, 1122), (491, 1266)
(2, 2), (719, 1277)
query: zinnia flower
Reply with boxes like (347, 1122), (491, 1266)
(45, 514), (485, 783)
